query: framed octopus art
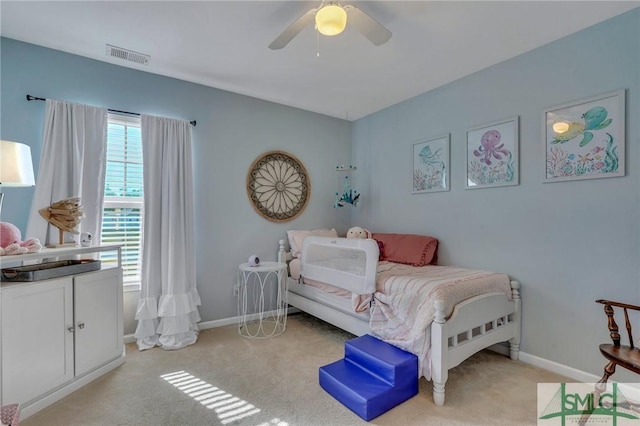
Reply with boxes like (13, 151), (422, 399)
(466, 116), (519, 189)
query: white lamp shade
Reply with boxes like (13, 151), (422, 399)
(0, 140), (35, 187)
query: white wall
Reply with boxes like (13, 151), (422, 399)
(351, 9), (640, 379)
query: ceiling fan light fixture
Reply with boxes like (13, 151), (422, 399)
(315, 4), (347, 36)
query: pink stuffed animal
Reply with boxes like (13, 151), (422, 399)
(0, 222), (42, 256)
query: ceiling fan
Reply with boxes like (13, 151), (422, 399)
(269, 2), (392, 50)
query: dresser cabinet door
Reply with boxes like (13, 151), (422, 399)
(1, 278), (74, 404)
(74, 267), (123, 377)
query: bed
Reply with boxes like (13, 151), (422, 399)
(279, 231), (521, 406)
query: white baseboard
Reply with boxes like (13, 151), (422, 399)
(487, 342), (602, 385)
(518, 351), (600, 383)
(125, 312), (640, 399)
(198, 316), (241, 330)
(518, 350), (640, 399)
(197, 309), (282, 330)
(124, 316), (242, 344)
(484, 344), (604, 385)
(123, 308), (302, 344)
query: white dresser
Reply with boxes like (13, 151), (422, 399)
(0, 245), (124, 420)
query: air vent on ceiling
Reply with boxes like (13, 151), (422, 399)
(106, 44), (150, 65)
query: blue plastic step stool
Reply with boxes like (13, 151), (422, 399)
(319, 334), (418, 421)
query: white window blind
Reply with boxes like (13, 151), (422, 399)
(101, 114), (144, 286)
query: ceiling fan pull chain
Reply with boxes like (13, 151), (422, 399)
(316, 27), (320, 57)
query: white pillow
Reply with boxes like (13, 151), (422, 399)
(287, 228), (338, 258)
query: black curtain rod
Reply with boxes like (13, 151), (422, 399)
(26, 94), (196, 127)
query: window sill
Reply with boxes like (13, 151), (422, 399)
(124, 282), (141, 293)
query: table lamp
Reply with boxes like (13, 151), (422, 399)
(0, 140), (36, 218)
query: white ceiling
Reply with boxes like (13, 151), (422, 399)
(1, 1), (638, 121)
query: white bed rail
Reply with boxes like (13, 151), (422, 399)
(300, 236), (379, 295)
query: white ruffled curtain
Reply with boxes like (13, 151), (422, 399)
(135, 114), (201, 351)
(26, 99), (107, 245)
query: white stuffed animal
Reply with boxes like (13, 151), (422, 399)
(346, 226), (371, 239)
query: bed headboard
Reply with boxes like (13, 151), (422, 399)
(300, 236), (379, 295)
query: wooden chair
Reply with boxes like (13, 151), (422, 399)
(596, 299), (640, 385)
(577, 300), (640, 425)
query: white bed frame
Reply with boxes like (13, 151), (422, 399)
(279, 238), (521, 406)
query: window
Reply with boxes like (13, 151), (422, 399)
(101, 114), (143, 286)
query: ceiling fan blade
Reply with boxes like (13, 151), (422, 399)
(269, 8), (317, 50)
(344, 4), (391, 46)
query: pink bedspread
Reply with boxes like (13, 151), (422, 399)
(353, 261), (512, 380)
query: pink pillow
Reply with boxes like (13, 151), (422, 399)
(371, 233), (438, 266)
(375, 240), (385, 261)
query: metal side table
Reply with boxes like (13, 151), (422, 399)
(237, 261), (287, 338)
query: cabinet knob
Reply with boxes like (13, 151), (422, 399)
(78, 322), (85, 329)
(67, 326), (75, 333)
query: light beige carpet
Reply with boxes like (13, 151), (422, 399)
(23, 313), (567, 426)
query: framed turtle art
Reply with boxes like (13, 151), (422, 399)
(543, 90), (625, 183)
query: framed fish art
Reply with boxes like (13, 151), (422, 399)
(543, 90), (625, 183)
(412, 134), (450, 194)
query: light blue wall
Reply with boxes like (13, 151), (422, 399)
(0, 38), (352, 333)
(352, 9), (640, 378)
(3, 8), (639, 378)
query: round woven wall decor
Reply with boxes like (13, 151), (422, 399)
(246, 151), (310, 222)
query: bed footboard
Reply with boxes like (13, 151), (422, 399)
(430, 281), (521, 406)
